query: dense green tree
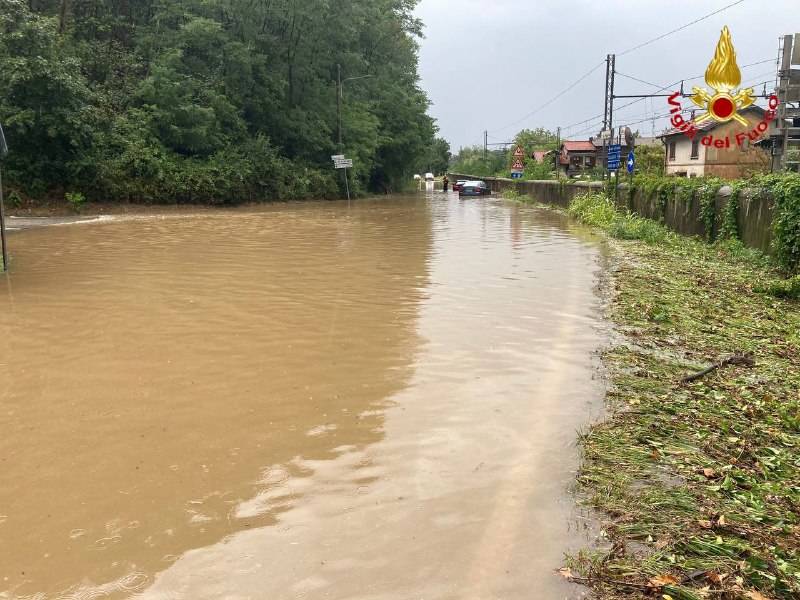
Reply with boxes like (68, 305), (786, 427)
(0, 0), (440, 202)
(419, 137), (451, 175)
(635, 144), (666, 176)
(511, 128), (559, 153)
(450, 146), (507, 177)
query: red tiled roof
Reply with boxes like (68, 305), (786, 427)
(532, 151), (548, 163)
(659, 119), (717, 139)
(562, 140), (595, 152)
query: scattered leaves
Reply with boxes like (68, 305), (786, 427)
(648, 574), (679, 588)
(557, 567), (573, 580)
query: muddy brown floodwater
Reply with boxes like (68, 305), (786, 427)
(0, 193), (606, 600)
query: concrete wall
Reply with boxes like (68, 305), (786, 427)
(448, 173), (775, 252)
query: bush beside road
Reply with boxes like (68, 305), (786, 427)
(561, 193), (799, 599)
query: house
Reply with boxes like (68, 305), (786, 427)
(658, 106), (772, 178)
(531, 150), (549, 164)
(559, 141), (596, 177)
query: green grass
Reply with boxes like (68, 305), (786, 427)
(564, 193), (800, 599)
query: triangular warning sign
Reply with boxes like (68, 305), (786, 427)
(513, 146), (525, 158)
(512, 158), (525, 169)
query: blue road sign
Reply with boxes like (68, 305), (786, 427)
(626, 151), (635, 174)
(511, 172), (523, 179)
(607, 143), (621, 170)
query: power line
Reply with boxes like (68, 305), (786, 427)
(615, 72), (665, 89)
(489, 0), (753, 142)
(673, 58), (776, 87)
(617, 0), (747, 57)
(567, 72), (774, 140)
(614, 59), (773, 101)
(489, 60), (606, 134)
(563, 112), (605, 131)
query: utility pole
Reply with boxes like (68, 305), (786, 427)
(335, 65), (373, 200)
(772, 34), (799, 172)
(337, 63), (343, 150)
(0, 164), (7, 272)
(0, 123), (7, 272)
(602, 54), (616, 180)
(484, 130), (488, 161)
(336, 64), (349, 202)
(555, 126), (561, 177)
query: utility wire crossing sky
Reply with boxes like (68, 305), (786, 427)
(415, 0), (791, 149)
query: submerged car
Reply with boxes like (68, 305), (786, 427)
(452, 180), (467, 192)
(459, 180), (491, 196)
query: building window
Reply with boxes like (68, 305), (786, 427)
(669, 141), (676, 161)
(690, 140), (700, 159)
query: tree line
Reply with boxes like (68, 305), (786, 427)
(0, 0), (449, 203)
(450, 127), (665, 180)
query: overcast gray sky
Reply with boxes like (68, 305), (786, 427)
(415, 0), (795, 151)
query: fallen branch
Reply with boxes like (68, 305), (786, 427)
(681, 353), (755, 384)
(561, 574), (647, 591)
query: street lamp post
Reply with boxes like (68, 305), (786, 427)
(0, 124), (8, 272)
(336, 64), (372, 201)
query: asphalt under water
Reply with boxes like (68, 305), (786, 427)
(0, 192), (606, 599)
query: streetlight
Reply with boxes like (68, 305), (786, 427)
(336, 64), (372, 151)
(0, 123), (8, 272)
(336, 65), (372, 203)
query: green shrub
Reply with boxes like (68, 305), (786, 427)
(569, 191), (671, 245)
(768, 174), (800, 272)
(66, 191), (87, 212)
(609, 214), (669, 245)
(568, 192), (617, 228)
(756, 275), (800, 300)
(6, 190), (22, 209)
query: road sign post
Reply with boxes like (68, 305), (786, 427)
(626, 150), (635, 190)
(607, 143), (621, 171)
(511, 147), (525, 179)
(606, 143), (622, 204)
(332, 155), (353, 202)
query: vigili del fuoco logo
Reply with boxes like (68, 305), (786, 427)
(666, 26), (779, 148)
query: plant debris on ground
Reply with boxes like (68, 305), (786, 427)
(557, 192), (800, 600)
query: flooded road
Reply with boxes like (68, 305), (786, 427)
(0, 193), (606, 600)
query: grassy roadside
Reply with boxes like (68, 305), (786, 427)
(529, 192), (800, 599)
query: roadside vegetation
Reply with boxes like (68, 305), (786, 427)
(0, 0), (449, 205)
(450, 129), (666, 181)
(450, 127), (560, 180)
(559, 191), (799, 599)
(624, 173), (800, 271)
